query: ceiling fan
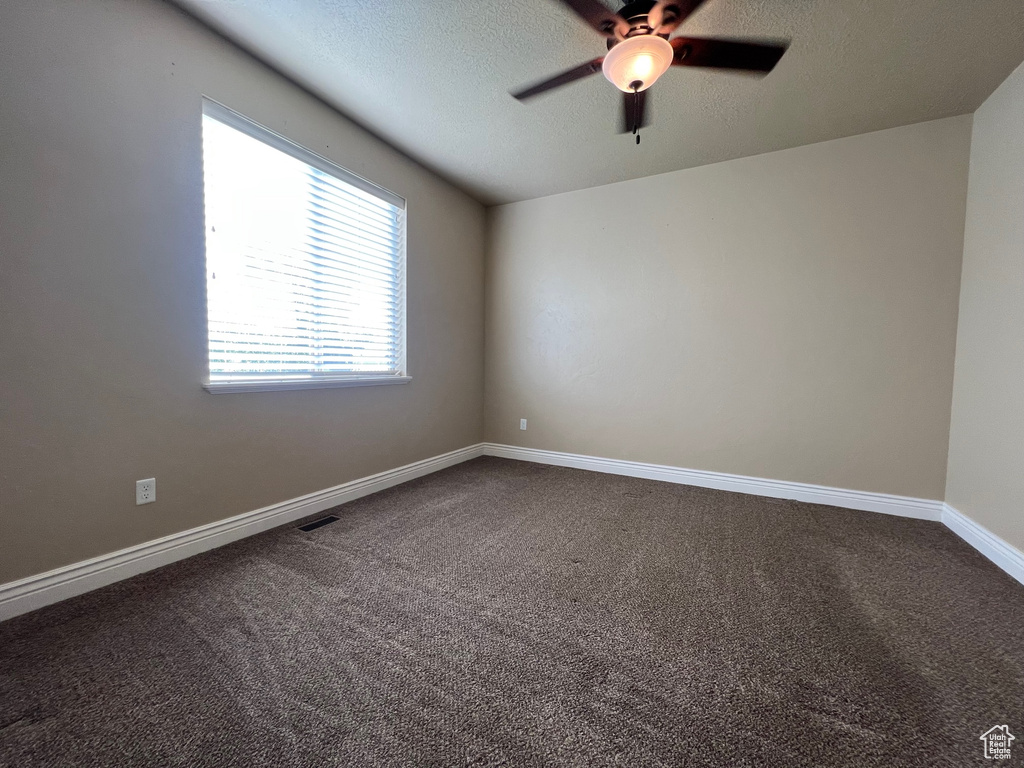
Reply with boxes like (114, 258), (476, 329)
(511, 0), (789, 143)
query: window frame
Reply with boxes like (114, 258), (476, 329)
(200, 99), (409, 394)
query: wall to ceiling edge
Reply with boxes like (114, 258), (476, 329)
(2, 0), (1021, 589)
(0, 0), (487, 584)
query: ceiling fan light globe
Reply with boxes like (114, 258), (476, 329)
(601, 35), (674, 93)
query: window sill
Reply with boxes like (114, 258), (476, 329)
(203, 375), (412, 394)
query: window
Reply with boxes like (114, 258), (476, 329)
(200, 100), (407, 393)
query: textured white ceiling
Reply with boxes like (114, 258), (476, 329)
(175, 0), (1024, 204)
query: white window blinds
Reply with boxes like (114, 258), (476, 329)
(201, 101), (406, 390)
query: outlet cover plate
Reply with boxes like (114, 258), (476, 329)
(136, 478), (156, 505)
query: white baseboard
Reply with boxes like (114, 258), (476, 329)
(0, 443), (485, 622)
(482, 443), (943, 520)
(483, 443), (1024, 587)
(942, 503), (1024, 586)
(5, 442), (1019, 622)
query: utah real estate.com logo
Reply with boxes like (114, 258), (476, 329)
(980, 725), (1015, 760)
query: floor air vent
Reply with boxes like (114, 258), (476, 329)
(297, 515), (339, 532)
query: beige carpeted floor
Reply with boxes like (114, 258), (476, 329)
(1, 457), (1022, 766)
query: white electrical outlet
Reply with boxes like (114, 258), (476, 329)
(520, 418), (527, 430)
(136, 478), (156, 505)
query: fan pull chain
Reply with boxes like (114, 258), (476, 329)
(632, 84), (641, 145)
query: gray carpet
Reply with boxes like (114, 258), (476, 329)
(1, 457), (1022, 767)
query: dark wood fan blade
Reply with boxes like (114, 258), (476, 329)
(555, 0), (628, 38)
(648, 1), (709, 35)
(619, 90), (649, 134)
(511, 58), (604, 100)
(671, 36), (788, 73)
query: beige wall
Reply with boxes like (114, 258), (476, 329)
(946, 62), (1024, 552)
(1, 0), (1010, 589)
(485, 117), (972, 500)
(0, 0), (485, 583)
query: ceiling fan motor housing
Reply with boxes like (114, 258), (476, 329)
(619, 1), (658, 17)
(612, 0), (678, 40)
